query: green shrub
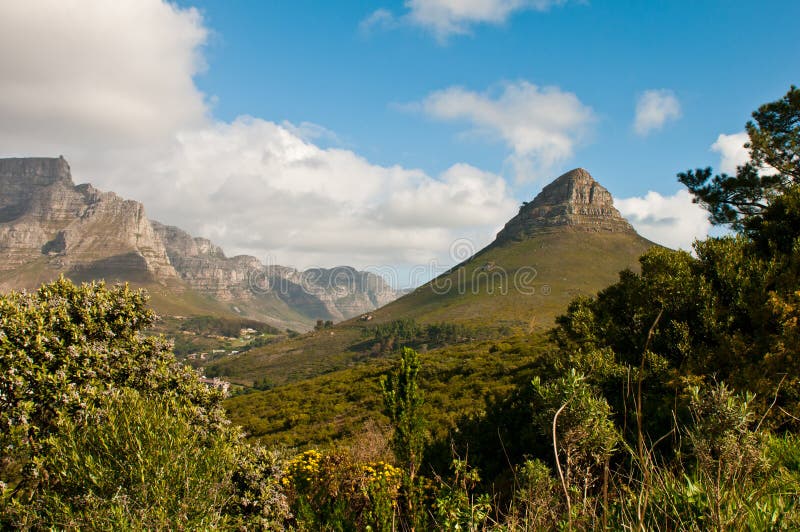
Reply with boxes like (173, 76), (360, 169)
(3, 389), (243, 529)
(0, 278), (226, 491)
(0, 278), (290, 529)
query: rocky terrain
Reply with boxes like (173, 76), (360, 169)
(0, 157), (401, 326)
(494, 167), (634, 243)
(0, 157), (178, 287)
(152, 222), (400, 322)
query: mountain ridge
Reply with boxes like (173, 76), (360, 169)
(0, 157), (402, 329)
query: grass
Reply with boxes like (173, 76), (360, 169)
(365, 229), (655, 331)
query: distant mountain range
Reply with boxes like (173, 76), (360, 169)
(0, 157), (403, 330)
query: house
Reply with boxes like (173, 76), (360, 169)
(199, 376), (230, 395)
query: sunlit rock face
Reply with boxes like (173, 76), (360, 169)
(0, 156), (177, 287)
(495, 168), (635, 243)
(153, 220), (401, 320)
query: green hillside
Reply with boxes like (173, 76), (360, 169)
(225, 334), (550, 448)
(367, 229), (655, 330)
(209, 228), (655, 387)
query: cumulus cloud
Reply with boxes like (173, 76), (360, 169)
(414, 81), (595, 181)
(0, 0), (208, 156)
(633, 89), (682, 136)
(128, 117), (519, 270)
(365, 0), (569, 41)
(0, 0), (518, 280)
(711, 132), (749, 174)
(615, 189), (710, 250)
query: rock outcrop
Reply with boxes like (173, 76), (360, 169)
(495, 168), (634, 243)
(151, 222), (251, 299)
(0, 156), (408, 323)
(0, 157), (177, 287)
(274, 266), (401, 321)
(152, 222), (401, 321)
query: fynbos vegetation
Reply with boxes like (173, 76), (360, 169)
(2, 87), (800, 529)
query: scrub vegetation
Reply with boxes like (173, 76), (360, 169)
(3, 87), (800, 530)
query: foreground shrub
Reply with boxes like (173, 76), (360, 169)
(0, 278), (290, 529)
(0, 277), (226, 491)
(282, 448), (402, 531)
(3, 389), (242, 529)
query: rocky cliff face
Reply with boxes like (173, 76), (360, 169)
(274, 266), (401, 321)
(0, 156), (407, 323)
(152, 222), (400, 321)
(0, 157), (177, 287)
(495, 168), (634, 243)
(150, 222), (248, 299)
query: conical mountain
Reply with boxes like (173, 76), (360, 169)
(366, 168), (655, 331)
(495, 167), (634, 241)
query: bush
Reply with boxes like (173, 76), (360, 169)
(0, 278), (290, 529)
(281, 448), (402, 530)
(3, 389), (242, 529)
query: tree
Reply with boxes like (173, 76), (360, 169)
(381, 347), (426, 529)
(679, 85), (800, 231)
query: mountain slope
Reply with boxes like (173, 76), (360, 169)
(363, 168), (655, 331)
(152, 221), (402, 324)
(211, 168), (657, 386)
(372, 230), (654, 331)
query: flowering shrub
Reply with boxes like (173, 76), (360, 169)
(0, 277), (226, 492)
(362, 461), (403, 529)
(0, 278), (289, 529)
(282, 449), (403, 530)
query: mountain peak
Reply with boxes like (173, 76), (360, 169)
(494, 168), (634, 243)
(0, 156), (73, 187)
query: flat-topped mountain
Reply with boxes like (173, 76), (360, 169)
(0, 157), (401, 329)
(0, 156), (178, 286)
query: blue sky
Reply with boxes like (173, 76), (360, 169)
(184, 0), (798, 197)
(1, 1), (798, 285)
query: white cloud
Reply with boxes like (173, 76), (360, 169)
(371, 0), (569, 41)
(0, 1), (519, 280)
(125, 117), (518, 270)
(360, 8), (397, 34)
(415, 81), (595, 181)
(711, 132), (749, 174)
(0, 0), (208, 155)
(634, 89), (682, 136)
(615, 189), (710, 250)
